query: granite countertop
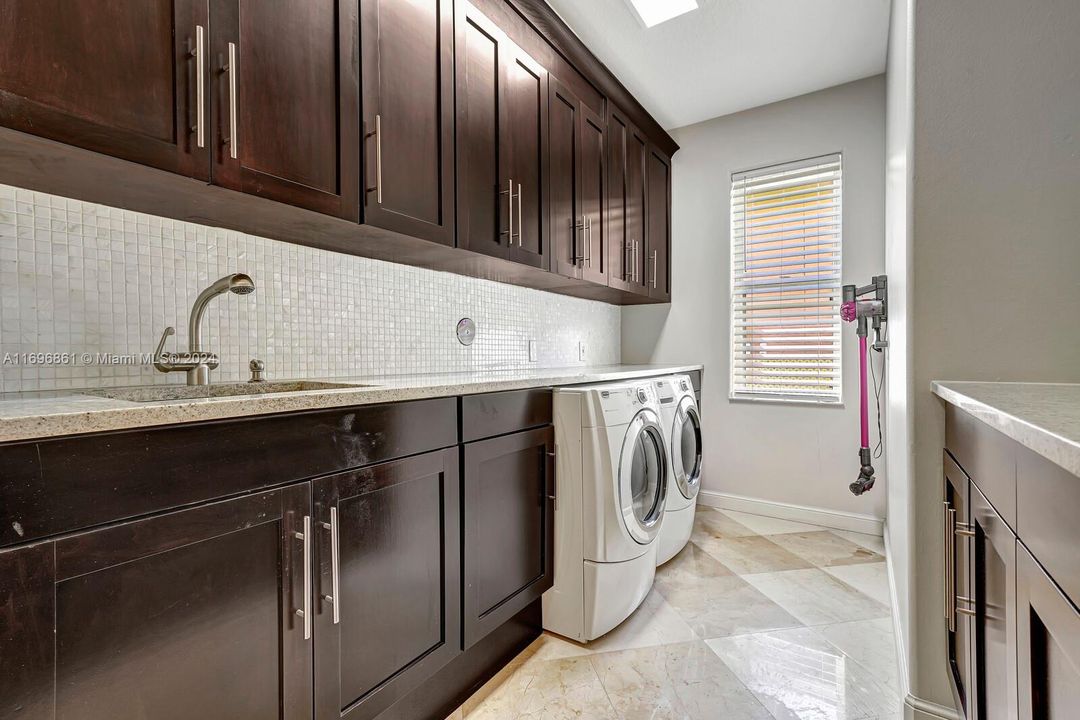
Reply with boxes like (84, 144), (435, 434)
(932, 381), (1080, 477)
(0, 364), (703, 443)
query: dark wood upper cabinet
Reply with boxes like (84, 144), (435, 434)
(209, 0), (360, 220)
(0, 486), (313, 720)
(646, 144), (672, 301)
(360, 0), (455, 245)
(549, 77), (606, 283)
(1017, 543), (1080, 720)
(607, 105), (648, 295)
(0, 0), (210, 180)
(313, 448), (461, 720)
(456, 2), (549, 270)
(464, 426), (554, 648)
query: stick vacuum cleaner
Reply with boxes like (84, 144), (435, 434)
(840, 275), (888, 496)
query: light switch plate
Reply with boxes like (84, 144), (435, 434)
(528, 340), (538, 362)
(578, 342), (586, 362)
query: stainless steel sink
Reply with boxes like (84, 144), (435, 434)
(84, 380), (368, 403)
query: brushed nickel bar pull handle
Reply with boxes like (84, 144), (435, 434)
(651, 249), (658, 288)
(517, 183), (523, 247)
(955, 521), (975, 538)
(573, 217), (585, 264)
(374, 115), (383, 204)
(294, 515), (312, 640)
(943, 501), (949, 621)
(585, 217), (592, 268)
(625, 240), (632, 281)
(191, 25), (205, 148)
(947, 506), (957, 632)
(500, 179), (513, 243)
(223, 42), (239, 160)
(321, 507), (341, 625)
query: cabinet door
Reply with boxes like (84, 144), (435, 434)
(1017, 544), (1080, 719)
(580, 104), (608, 285)
(970, 483), (1018, 720)
(211, 0), (360, 219)
(0, 487), (313, 720)
(464, 426), (555, 648)
(549, 78), (582, 279)
(945, 451), (974, 718)
(360, 0), (455, 245)
(313, 449), (461, 720)
(0, 0), (209, 180)
(646, 144), (672, 301)
(455, 2), (510, 260)
(607, 106), (648, 294)
(504, 42), (549, 269)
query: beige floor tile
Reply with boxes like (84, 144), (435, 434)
(589, 640), (772, 719)
(743, 568), (890, 626)
(656, 545), (803, 638)
(768, 531), (884, 568)
(823, 562), (891, 607)
(443, 709), (464, 720)
(696, 535), (815, 575)
(465, 654), (618, 719)
(583, 587), (697, 654)
(718, 510), (829, 536)
(691, 507), (759, 543)
(813, 617), (901, 696)
(830, 529), (887, 555)
(707, 627), (902, 719)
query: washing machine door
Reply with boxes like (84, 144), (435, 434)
(618, 408), (668, 544)
(671, 396), (702, 500)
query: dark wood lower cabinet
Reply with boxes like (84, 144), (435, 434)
(0, 485), (313, 720)
(944, 451), (973, 718)
(1017, 545), (1080, 719)
(464, 426), (554, 648)
(313, 448), (461, 720)
(970, 483), (1017, 720)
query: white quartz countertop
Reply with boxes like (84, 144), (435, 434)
(932, 381), (1080, 477)
(0, 364), (703, 443)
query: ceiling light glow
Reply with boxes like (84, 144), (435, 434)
(626, 0), (699, 28)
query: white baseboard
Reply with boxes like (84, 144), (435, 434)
(884, 526), (910, 696)
(905, 694), (959, 720)
(698, 490), (885, 536)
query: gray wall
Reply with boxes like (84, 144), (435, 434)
(622, 75), (887, 521)
(909, 0), (1080, 711)
(884, 0), (914, 704)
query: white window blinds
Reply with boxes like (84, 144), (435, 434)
(730, 154), (843, 403)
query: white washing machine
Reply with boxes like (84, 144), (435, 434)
(542, 380), (668, 642)
(655, 374), (702, 565)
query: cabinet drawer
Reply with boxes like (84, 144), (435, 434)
(945, 405), (1017, 529)
(1017, 445), (1080, 604)
(0, 397), (457, 548)
(460, 389), (553, 442)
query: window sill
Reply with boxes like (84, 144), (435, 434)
(728, 394), (845, 408)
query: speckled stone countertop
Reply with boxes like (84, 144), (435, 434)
(0, 364), (703, 443)
(933, 381), (1080, 477)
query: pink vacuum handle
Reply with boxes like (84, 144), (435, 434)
(859, 335), (870, 448)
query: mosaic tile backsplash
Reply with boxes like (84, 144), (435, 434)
(0, 184), (620, 393)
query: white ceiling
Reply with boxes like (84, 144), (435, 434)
(546, 0), (891, 130)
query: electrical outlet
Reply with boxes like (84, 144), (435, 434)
(528, 340), (538, 362)
(578, 342), (586, 362)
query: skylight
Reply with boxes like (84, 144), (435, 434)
(625, 0), (699, 28)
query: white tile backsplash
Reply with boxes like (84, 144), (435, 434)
(0, 184), (620, 393)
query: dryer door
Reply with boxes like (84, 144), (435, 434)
(672, 396), (702, 500)
(619, 408), (668, 544)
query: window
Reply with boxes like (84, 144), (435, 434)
(730, 154), (843, 403)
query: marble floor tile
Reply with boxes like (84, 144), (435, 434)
(696, 535), (815, 575)
(589, 640), (772, 720)
(743, 568), (890, 626)
(718, 510), (830, 536)
(813, 618), (901, 696)
(583, 587), (697, 654)
(465, 654), (618, 719)
(656, 545), (803, 638)
(768, 531), (884, 568)
(690, 507), (759, 543)
(823, 562), (891, 607)
(707, 627), (903, 719)
(830, 529), (886, 555)
(444, 709), (464, 720)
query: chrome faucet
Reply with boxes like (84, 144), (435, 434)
(154, 273), (256, 385)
